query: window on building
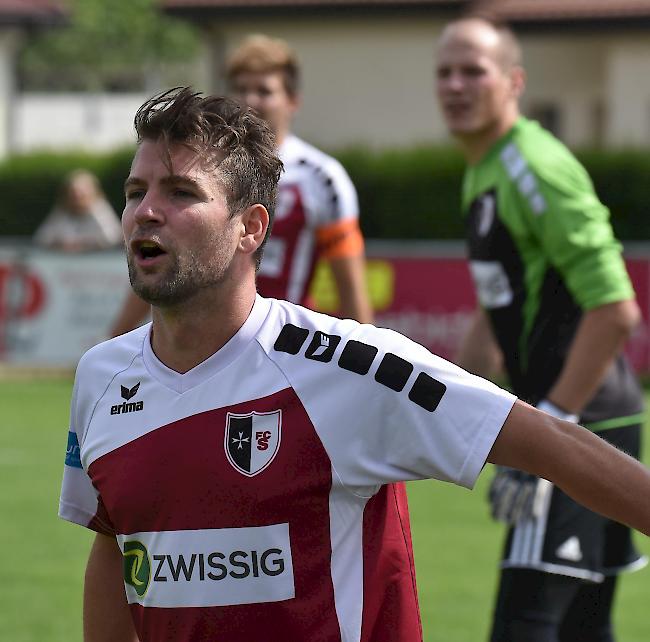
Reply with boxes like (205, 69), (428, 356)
(527, 103), (561, 138)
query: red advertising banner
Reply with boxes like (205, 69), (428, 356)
(2, 241), (650, 370)
(311, 244), (650, 373)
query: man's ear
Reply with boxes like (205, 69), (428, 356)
(239, 204), (269, 255)
(510, 65), (526, 99)
(289, 92), (302, 117)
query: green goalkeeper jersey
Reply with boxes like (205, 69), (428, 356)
(462, 117), (643, 427)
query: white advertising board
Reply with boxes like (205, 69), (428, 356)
(0, 247), (131, 366)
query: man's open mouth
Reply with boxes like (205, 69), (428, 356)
(134, 240), (166, 260)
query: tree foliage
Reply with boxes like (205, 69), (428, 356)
(18, 0), (200, 91)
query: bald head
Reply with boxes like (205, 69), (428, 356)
(438, 18), (522, 72)
(435, 17), (525, 162)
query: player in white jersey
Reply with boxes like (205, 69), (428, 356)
(108, 34), (372, 337)
(226, 35), (371, 320)
(60, 87), (650, 642)
(259, 132), (362, 305)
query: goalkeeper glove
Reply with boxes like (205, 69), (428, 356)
(488, 398), (577, 525)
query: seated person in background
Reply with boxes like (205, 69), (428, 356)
(34, 169), (123, 252)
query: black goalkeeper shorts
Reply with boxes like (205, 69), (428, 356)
(500, 423), (647, 582)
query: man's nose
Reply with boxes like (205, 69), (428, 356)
(133, 193), (165, 225)
(242, 91), (262, 110)
(444, 71), (466, 91)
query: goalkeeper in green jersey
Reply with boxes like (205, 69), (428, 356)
(436, 15), (646, 642)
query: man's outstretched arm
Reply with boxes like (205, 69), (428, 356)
(488, 400), (650, 537)
(84, 533), (139, 642)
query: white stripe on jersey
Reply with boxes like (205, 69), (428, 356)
(287, 227), (316, 304)
(328, 482), (370, 642)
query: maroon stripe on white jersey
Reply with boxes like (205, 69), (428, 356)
(88, 388), (343, 642)
(360, 483), (422, 642)
(257, 184), (316, 304)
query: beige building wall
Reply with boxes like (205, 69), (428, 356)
(196, 17), (650, 151)
(519, 33), (607, 147)
(0, 30), (20, 158)
(6, 14), (634, 154)
(202, 14), (449, 150)
(605, 39), (650, 147)
(520, 31), (650, 149)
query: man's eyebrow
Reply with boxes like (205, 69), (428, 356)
(162, 174), (213, 199)
(123, 175), (209, 194)
(160, 175), (205, 191)
(124, 177), (144, 191)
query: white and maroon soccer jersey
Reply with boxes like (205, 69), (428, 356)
(257, 135), (362, 304)
(59, 296), (516, 642)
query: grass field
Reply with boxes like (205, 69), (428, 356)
(1, 377), (648, 641)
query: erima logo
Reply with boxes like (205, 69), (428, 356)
(556, 536), (583, 562)
(311, 335), (330, 358)
(305, 331), (340, 362)
(111, 382), (144, 415)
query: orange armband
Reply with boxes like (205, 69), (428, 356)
(316, 219), (365, 260)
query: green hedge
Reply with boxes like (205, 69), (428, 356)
(336, 146), (650, 241)
(1, 145), (649, 241)
(0, 147), (134, 238)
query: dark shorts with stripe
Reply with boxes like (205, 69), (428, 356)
(501, 423), (647, 582)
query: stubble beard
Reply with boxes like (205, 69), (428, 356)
(127, 244), (232, 308)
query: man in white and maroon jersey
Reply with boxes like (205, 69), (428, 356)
(59, 87), (650, 642)
(226, 35), (372, 320)
(108, 35), (372, 338)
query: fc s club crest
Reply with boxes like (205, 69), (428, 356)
(225, 410), (282, 476)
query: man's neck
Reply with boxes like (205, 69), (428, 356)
(459, 112), (520, 166)
(149, 284), (256, 374)
(274, 125), (291, 148)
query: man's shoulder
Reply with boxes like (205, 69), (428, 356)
(76, 324), (149, 387)
(258, 297), (430, 374)
(258, 298), (360, 351)
(281, 135), (350, 178)
(506, 118), (582, 176)
(279, 136), (357, 217)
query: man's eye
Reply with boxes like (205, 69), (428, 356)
(125, 189), (144, 200)
(173, 189), (194, 198)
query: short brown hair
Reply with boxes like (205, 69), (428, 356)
(133, 86), (283, 268)
(226, 34), (301, 97)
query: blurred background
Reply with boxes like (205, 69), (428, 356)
(0, 1), (649, 641)
(4, 0), (650, 369)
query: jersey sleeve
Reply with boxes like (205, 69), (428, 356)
(312, 159), (364, 259)
(521, 149), (634, 310)
(267, 309), (516, 493)
(310, 158), (360, 225)
(315, 218), (365, 260)
(58, 356), (115, 535)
